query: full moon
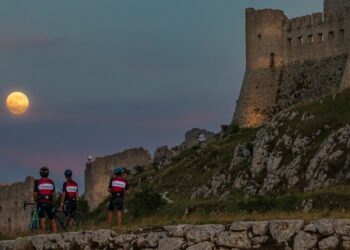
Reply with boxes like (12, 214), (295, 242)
(6, 92), (30, 115)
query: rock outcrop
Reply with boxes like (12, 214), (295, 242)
(3, 219), (350, 249)
(153, 146), (179, 167)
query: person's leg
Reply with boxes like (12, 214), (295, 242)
(47, 205), (57, 233)
(39, 218), (46, 233)
(117, 210), (123, 227)
(107, 198), (115, 227)
(50, 219), (57, 233)
(107, 211), (114, 226)
(38, 205), (46, 233)
(116, 198), (123, 227)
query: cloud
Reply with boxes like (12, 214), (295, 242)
(0, 35), (61, 51)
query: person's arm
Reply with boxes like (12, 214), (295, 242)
(33, 180), (38, 202)
(125, 181), (129, 196)
(108, 179), (112, 193)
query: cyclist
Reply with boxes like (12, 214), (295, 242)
(60, 169), (78, 226)
(33, 166), (57, 233)
(107, 167), (129, 227)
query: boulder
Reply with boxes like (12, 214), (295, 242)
(269, 220), (304, 243)
(293, 231), (318, 250)
(216, 231), (251, 249)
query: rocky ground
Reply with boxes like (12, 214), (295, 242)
(2, 219), (350, 249)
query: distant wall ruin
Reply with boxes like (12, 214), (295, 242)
(84, 147), (152, 210)
(0, 177), (34, 232)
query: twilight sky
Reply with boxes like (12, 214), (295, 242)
(0, 0), (322, 191)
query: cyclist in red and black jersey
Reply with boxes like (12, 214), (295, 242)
(33, 166), (57, 233)
(60, 169), (78, 222)
(107, 167), (129, 226)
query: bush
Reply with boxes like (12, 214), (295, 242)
(129, 187), (165, 217)
(237, 195), (299, 213)
(77, 195), (89, 214)
(229, 123), (240, 134)
(134, 165), (145, 174)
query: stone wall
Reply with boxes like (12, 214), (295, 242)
(84, 147), (152, 211)
(276, 54), (347, 111)
(233, 0), (350, 128)
(0, 177), (35, 232)
(181, 128), (215, 148)
(3, 219), (350, 249)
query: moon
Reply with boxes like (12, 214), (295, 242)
(6, 92), (30, 115)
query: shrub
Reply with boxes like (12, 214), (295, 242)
(129, 187), (165, 217)
(77, 195), (89, 214)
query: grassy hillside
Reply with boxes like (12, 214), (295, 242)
(88, 88), (350, 228)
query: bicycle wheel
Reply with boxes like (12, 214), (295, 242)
(69, 211), (85, 231)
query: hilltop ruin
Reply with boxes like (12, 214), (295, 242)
(233, 0), (350, 127)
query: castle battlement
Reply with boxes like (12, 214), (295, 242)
(233, 0), (350, 128)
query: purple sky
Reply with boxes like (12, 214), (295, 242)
(0, 0), (323, 191)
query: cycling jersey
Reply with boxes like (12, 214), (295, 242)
(109, 176), (129, 195)
(63, 180), (78, 202)
(34, 178), (55, 203)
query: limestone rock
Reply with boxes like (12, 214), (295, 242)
(252, 221), (269, 236)
(293, 231), (318, 250)
(186, 225), (225, 243)
(230, 143), (251, 168)
(153, 146), (178, 167)
(186, 241), (214, 250)
(315, 220), (335, 236)
(157, 237), (185, 250)
(216, 231), (251, 249)
(318, 235), (339, 249)
(269, 220), (304, 243)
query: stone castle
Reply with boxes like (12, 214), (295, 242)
(233, 0), (350, 127)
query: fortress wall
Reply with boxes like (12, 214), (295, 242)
(276, 54), (348, 111)
(283, 12), (349, 64)
(0, 177), (34, 232)
(85, 148), (152, 210)
(234, 1), (350, 128)
(325, 0), (350, 13)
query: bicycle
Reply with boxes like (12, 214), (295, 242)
(24, 202), (85, 231)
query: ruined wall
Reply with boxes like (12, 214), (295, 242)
(181, 128), (215, 148)
(85, 147), (152, 210)
(0, 177), (34, 232)
(233, 0), (350, 128)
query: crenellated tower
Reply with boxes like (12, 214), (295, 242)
(233, 0), (350, 128)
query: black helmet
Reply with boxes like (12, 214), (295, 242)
(40, 166), (49, 177)
(64, 169), (73, 178)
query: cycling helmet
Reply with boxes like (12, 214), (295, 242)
(64, 169), (73, 177)
(114, 167), (124, 175)
(40, 166), (49, 177)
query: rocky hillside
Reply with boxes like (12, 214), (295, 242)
(3, 219), (350, 249)
(118, 88), (350, 220)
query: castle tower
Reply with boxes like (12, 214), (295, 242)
(324, 0), (350, 14)
(233, 8), (287, 128)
